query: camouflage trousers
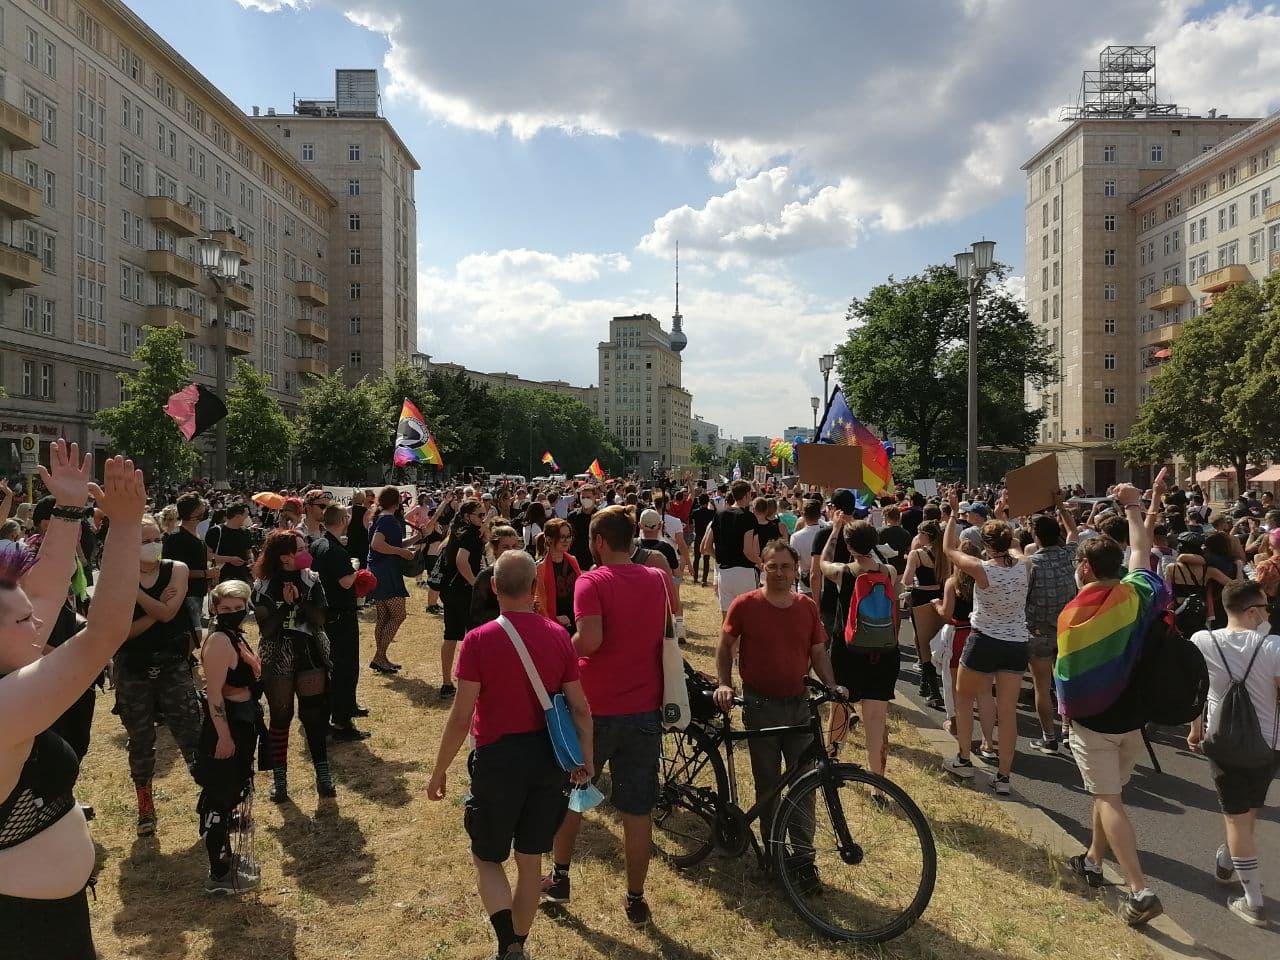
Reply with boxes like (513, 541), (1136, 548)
(113, 659), (203, 785)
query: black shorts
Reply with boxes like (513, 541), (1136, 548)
(0, 887), (94, 960)
(959, 631), (1029, 675)
(833, 645), (900, 703)
(1209, 752), (1280, 816)
(466, 731), (569, 863)
(593, 711), (662, 815)
(442, 585), (473, 643)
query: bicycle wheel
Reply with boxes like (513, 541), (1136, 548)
(771, 764), (936, 943)
(652, 721), (728, 868)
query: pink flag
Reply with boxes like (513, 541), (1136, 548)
(164, 383), (201, 440)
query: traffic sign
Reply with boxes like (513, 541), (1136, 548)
(19, 434), (38, 476)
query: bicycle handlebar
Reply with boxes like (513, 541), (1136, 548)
(701, 677), (848, 713)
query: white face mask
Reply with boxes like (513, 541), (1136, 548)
(1074, 569), (1085, 591)
(140, 541), (163, 563)
(1256, 619), (1272, 637)
(581, 498), (595, 510)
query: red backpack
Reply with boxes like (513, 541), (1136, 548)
(843, 565), (899, 651)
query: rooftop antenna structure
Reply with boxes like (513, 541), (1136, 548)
(669, 241), (687, 353)
(1060, 46), (1187, 121)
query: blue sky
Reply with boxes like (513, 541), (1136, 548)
(127, 0), (1280, 438)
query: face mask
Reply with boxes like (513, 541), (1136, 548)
(581, 498), (595, 510)
(216, 610), (248, 631)
(568, 781), (606, 814)
(292, 550), (313, 570)
(1074, 570), (1085, 590)
(140, 541), (163, 563)
(1256, 619), (1272, 637)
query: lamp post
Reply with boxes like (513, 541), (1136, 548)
(819, 353), (835, 404)
(810, 395), (820, 433)
(196, 236), (244, 489)
(953, 238), (996, 492)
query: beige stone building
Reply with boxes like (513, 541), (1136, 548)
(410, 351), (599, 412)
(250, 72), (419, 384)
(1022, 48), (1253, 491)
(597, 313), (692, 475)
(0, 0), (338, 475)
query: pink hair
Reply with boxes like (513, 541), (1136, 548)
(0, 541), (37, 588)
(1269, 529), (1280, 551)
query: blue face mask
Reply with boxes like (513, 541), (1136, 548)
(567, 782), (605, 814)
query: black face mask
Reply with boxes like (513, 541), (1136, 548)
(216, 610), (249, 632)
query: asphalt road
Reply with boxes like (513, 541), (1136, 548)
(893, 626), (1279, 960)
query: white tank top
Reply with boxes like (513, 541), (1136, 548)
(970, 558), (1032, 643)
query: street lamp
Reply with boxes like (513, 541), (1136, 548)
(954, 238), (996, 492)
(197, 235), (244, 489)
(810, 395), (820, 433)
(819, 353), (835, 404)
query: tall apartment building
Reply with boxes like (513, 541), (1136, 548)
(410, 351), (599, 412)
(251, 71), (419, 383)
(1022, 46), (1253, 492)
(597, 313), (692, 474)
(690, 414), (724, 457)
(0, 0), (339, 476)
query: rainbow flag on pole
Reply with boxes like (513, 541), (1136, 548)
(816, 387), (893, 497)
(541, 451), (560, 472)
(587, 458), (605, 481)
(393, 398), (443, 468)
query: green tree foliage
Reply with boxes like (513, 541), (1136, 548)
(95, 324), (200, 489)
(489, 388), (625, 477)
(690, 443), (716, 474)
(226, 359), (295, 481)
(1119, 276), (1280, 489)
(422, 369), (506, 469)
(835, 264), (1057, 480)
(296, 371), (384, 481)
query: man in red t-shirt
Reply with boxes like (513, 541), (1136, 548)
(715, 540), (843, 890)
(542, 506), (667, 927)
(428, 551), (592, 960)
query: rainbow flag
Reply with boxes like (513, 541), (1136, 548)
(1054, 569), (1168, 719)
(816, 387), (893, 497)
(587, 458), (605, 481)
(393, 398), (443, 468)
(541, 451), (560, 472)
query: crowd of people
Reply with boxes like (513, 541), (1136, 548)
(1, 453), (1278, 959)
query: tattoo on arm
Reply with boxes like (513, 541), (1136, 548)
(212, 704), (226, 720)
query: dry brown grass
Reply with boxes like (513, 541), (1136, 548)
(80, 581), (1161, 960)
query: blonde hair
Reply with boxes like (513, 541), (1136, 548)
(158, 504), (179, 532)
(209, 579), (251, 608)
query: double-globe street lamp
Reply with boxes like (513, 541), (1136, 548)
(953, 239), (996, 492)
(818, 352), (835, 407)
(196, 235), (244, 489)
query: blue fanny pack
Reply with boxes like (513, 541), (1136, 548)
(496, 615), (585, 772)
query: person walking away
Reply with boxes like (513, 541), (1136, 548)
(1025, 503), (1079, 753)
(313, 504), (368, 741)
(471, 525), (523, 629)
(428, 551), (592, 960)
(1056, 478), (1169, 926)
(207, 502), (254, 584)
(534, 518), (580, 632)
(367, 486), (417, 674)
(716, 541), (843, 885)
(690, 493), (717, 587)
(566, 488), (599, 572)
(636, 510), (678, 571)
(702, 480), (758, 619)
(789, 499), (827, 598)
(902, 521), (946, 709)
(347, 491), (370, 572)
(164, 493), (215, 650)
(438, 499), (486, 699)
(1187, 580), (1280, 928)
(542, 506), (667, 926)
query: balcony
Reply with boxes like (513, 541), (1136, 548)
(1199, 263), (1250, 293)
(296, 356), (328, 377)
(1145, 284), (1191, 311)
(145, 249), (202, 287)
(0, 101), (40, 150)
(145, 305), (199, 338)
(1143, 322), (1183, 347)
(223, 282), (253, 310)
(144, 196), (200, 237)
(0, 244), (41, 288)
(295, 280), (328, 307)
(210, 230), (250, 265)
(1265, 201), (1280, 222)
(0, 172), (41, 219)
(294, 316), (328, 342)
(225, 328), (254, 354)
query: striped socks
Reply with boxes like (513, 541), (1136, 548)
(1232, 855), (1263, 909)
(314, 760), (334, 792)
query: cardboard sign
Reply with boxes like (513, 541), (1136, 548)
(1005, 454), (1060, 517)
(796, 444), (863, 491)
(913, 478), (939, 498)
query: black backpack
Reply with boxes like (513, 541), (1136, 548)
(1202, 633), (1276, 769)
(1136, 609), (1209, 725)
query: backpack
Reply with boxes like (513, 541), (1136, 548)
(1136, 609), (1209, 725)
(842, 565), (899, 651)
(1171, 566), (1209, 635)
(1202, 633), (1276, 769)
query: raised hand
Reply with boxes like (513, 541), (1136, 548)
(37, 439), (93, 507)
(87, 456), (146, 522)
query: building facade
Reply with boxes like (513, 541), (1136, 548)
(597, 313), (691, 474)
(250, 72), (419, 383)
(0, 0), (340, 476)
(410, 351), (599, 412)
(690, 413), (723, 457)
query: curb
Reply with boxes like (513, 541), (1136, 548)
(891, 686), (1219, 960)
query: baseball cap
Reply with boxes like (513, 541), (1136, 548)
(969, 503), (990, 519)
(304, 489), (331, 505)
(958, 501), (973, 513)
(639, 508), (662, 529)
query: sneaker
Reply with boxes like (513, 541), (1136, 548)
(426, 603), (443, 615)
(136, 811), (156, 837)
(1119, 889), (1164, 927)
(944, 755), (976, 779)
(1030, 735), (1059, 754)
(232, 854), (260, 881)
(975, 744), (999, 764)
(540, 872), (570, 904)
(493, 947), (527, 960)
(1228, 895), (1268, 928)
(205, 869), (261, 895)
(1067, 853), (1105, 888)
(991, 774), (1012, 796)
(925, 693), (946, 711)
(1214, 845), (1238, 885)
(792, 863), (822, 896)
(269, 782), (289, 804)
(439, 683), (456, 700)
(624, 892), (652, 926)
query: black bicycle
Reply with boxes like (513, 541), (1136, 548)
(654, 674), (936, 943)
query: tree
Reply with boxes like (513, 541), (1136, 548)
(423, 369), (507, 470)
(490, 388), (625, 478)
(1119, 277), (1280, 489)
(690, 443), (716, 475)
(296, 371), (384, 481)
(835, 264), (1057, 482)
(226, 359), (295, 481)
(95, 324), (200, 490)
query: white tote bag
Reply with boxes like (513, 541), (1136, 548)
(660, 579), (691, 730)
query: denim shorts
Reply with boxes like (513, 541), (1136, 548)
(592, 711), (661, 815)
(959, 631), (1029, 675)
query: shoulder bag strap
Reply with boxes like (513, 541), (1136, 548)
(496, 614), (552, 712)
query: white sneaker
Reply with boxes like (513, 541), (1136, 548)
(944, 755), (975, 780)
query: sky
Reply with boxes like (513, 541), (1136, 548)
(125, 0), (1280, 440)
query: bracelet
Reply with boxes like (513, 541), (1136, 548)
(50, 505), (85, 521)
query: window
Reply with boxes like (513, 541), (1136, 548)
(348, 213), (360, 230)
(1219, 207), (1227, 232)
(349, 350), (362, 368)
(43, 170), (55, 206)
(25, 27), (37, 64)
(1104, 317), (1116, 335)
(42, 234), (55, 272)
(1150, 144), (1164, 163)
(1041, 267), (1049, 290)
(1104, 249), (1116, 266)
(1103, 283), (1116, 301)
(1052, 196), (1059, 221)
(348, 248), (361, 265)
(348, 179), (360, 196)
(1229, 203), (1238, 228)
(1189, 220), (1198, 244)
(349, 282), (361, 300)
(1052, 229), (1059, 253)
(21, 360), (33, 397)
(1042, 203), (1049, 227)
(1103, 387), (1116, 405)
(1250, 230), (1264, 263)
(1042, 235), (1049, 259)
(1103, 144), (1117, 162)
(1052, 294), (1059, 319)
(301, 143), (314, 161)
(40, 299), (54, 335)
(348, 316), (361, 335)
(1103, 423), (1116, 441)
(348, 143), (361, 162)
(1103, 214), (1115, 231)
(22, 293), (36, 331)
(1251, 192), (1260, 219)
(1055, 158), (1063, 182)
(1104, 179), (1116, 197)
(1042, 166), (1051, 191)
(1052, 261), (1060, 286)
(1104, 352), (1116, 370)
(76, 371), (98, 412)
(42, 38), (56, 77)
(1264, 187), (1273, 210)
(43, 104), (56, 145)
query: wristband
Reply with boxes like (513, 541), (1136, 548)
(50, 505), (86, 521)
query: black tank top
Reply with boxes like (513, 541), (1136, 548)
(1170, 564), (1206, 600)
(913, 549), (939, 588)
(952, 592), (974, 625)
(118, 561), (189, 667)
(0, 729), (79, 849)
(220, 630), (258, 691)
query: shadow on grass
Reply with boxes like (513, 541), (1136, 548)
(547, 908), (721, 960)
(269, 798), (376, 905)
(329, 737), (419, 808)
(382, 672), (451, 711)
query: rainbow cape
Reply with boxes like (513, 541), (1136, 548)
(1053, 569), (1168, 719)
(393, 398), (443, 468)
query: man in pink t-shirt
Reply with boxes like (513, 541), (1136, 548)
(428, 551), (592, 960)
(542, 506), (667, 927)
